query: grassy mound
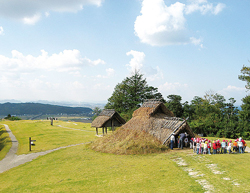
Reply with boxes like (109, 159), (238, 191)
(90, 128), (168, 155)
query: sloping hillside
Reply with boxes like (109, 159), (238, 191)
(0, 103), (93, 116)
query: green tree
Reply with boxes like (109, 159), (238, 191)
(238, 96), (250, 139)
(239, 64), (250, 90)
(237, 64), (250, 139)
(92, 107), (102, 120)
(105, 71), (165, 120)
(188, 93), (226, 136)
(223, 98), (239, 138)
(165, 95), (183, 117)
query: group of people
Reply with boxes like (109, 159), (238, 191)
(170, 133), (248, 154)
(190, 137), (247, 154)
(170, 132), (188, 150)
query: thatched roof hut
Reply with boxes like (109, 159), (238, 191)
(91, 109), (126, 135)
(121, 100), (195, 145)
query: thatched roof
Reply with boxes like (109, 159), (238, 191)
(91, 109), (126, 128)
(133, 100), (174, 118)
(122, 100), (195, 145)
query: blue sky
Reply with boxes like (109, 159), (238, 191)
(0, 0), (249, 106)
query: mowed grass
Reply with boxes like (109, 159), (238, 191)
(0, 145), (203, 193)
(1, 120), (250, 192)
(1, 120), (96, 155)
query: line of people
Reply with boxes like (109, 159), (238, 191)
(190, 137), (247, 154)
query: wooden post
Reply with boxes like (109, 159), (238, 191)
(102, 127), (104, 136)
(105, 127), (107, 134)
(29, 137), (31, 151)
(51, 118), (53, 126)
(96, 127), (98, 135)
(112, 120), (114, 132)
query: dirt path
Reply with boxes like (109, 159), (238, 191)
(0, 124), (88, 174)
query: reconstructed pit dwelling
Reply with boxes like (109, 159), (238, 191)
(92, 99), (195, 146)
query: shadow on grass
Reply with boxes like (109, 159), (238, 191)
(0, 127), (9, 151)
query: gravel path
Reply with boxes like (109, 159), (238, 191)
(0, 124), (88, 174)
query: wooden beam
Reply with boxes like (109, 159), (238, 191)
(96, 127), (98, 135)
(112, 120), (114, 132)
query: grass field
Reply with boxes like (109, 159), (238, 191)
(0, 120), (250, 192)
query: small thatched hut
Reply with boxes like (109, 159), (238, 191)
(121, 99), (195, 146)
(91, 109), (126, 136)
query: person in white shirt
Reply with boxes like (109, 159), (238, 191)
(170, 133), (175, 150)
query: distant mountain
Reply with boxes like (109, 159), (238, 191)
(0, 100), (106, 109)
(0, 102), (93, 116)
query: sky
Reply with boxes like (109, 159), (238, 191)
(0, 0), (249, 106)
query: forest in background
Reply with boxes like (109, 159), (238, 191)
(0, 103), (93, 117)
(104, 67), (250, 139)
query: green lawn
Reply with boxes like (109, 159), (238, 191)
(1, 120), (96, 155)
(0, 145), (203, 193)
(0, 120), (250, 192)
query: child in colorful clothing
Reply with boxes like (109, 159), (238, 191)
(213, 140), (217, 154)
(227, 140), (232, 154)
(225, 140), (228, 153)
(204, 141), (208, 154)
(233, 140), (238, 153)
(193, 138), (196, 153)
(242, 139), (246, 153)
(221, 140), (226, 154)
(207, 140), (211, 154)
(217, 140), (221, 154)
(190, 138), (193, 149)
(200, 140), (204, 154)
(196, 139), (200, 154)
(238, 137), (243, 154)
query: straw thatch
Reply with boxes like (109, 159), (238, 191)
(121, 100), (195, 145)
(91, 109), (126, 128)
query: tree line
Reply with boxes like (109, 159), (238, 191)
(102, 66), (250, 139)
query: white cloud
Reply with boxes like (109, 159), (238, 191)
(134, 0), (225, 46)
(106, 68), (115, 76)
(135, 0), (188, 46)
(0, 26), (4, 35)
(126, 50), (145, 72)
(145, 66), (163, 81)
(84, 58), (106, 66)
(218, 85), (246, 105)
(0, 49), (106, 73)
(213, 3), (226, 15)
(45, 12), (50, 17)
(185, 0), (225, 15)
(222, 85), (245, 92)
(95, 68), (115, 78)
(22, 14), (41, 25)
(0, 0), (104, 24)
